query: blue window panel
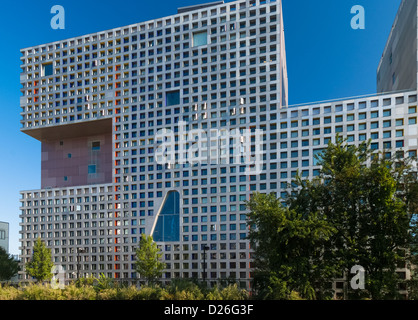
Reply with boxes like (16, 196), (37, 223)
(43, 63), (53, 76)
(313, 148), (324, 166)
(371, 143), (379, 150)
(193, 31), (207, 47)
(166, 90), (180, 106)
(152, 191), (180, 242)
(88, 164), (96, 174)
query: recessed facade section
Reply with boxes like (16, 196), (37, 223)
(40, 121), (112, 189)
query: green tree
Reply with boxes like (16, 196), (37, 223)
(135, 234), (165, 286)
(288, 137), (413, 299)
(397, 158), (418, 299)
(25, 238), (54, 282)
(0, 247), (19, 281)
(246, 192), (337, 300)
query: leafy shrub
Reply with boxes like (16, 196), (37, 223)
(206, 284), (249, 300)
(20, 283), (63, 300)
(75, 277), (95, 288)
(0, 279), (252, 300)
(96, 286), (139, 300)
(0, 284), (21, 300)
(93, 273), (114, 292)
(135, 285), (166, 300)
(162, 279), (205, 300)
(62, 284), (97, 300)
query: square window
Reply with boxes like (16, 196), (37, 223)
(193, 31), (208, 47)
(42, 63), (53, 77)
(88, 165), (97, 174)
(92, 141), (100, 150)
(383, 141), (392, 148)
(166, 90), (180, 106)
(313, 148), (324, 165)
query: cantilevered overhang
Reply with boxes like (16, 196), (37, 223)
(21, 118), (112, 142)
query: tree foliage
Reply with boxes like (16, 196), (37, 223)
(25, 238), (54, 282)
(135, 234), (166, 285)
(0, 247), (19, 281)
(247, 137), (417, 299)
(292, 137), (416, 299)
(246, 192), (337, 299)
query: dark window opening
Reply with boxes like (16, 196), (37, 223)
(92, 141), (101, 150)
(88, 164), (97, 174)
(166, 90), (180, 106)
(42, 63), (53, 77)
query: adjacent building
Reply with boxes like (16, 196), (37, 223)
(377, 0), (418, 93)
(18, 0), (418, 295)
(0, 221), (9, 253)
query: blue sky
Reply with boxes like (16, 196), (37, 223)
(0, 0), (401, 255)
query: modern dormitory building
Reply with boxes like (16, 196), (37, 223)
(18, 0), (418, 297)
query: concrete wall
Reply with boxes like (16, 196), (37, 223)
(377, 0), (418, 93)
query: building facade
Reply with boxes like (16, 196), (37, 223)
(18, 0), (418, 293)
(0, 221), (9, 253)
(377, 0), (417, 93)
